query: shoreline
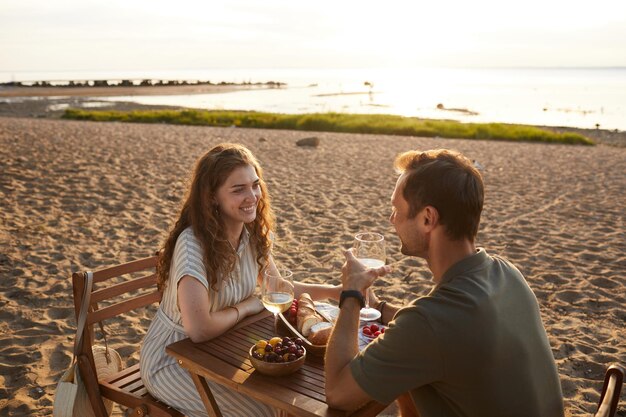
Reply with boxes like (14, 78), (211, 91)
(1, 94), (624, 147)
(0, 83), (277, 98)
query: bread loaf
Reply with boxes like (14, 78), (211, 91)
(297, 293), (323, 336)
(308, 322), (333, 345)
(295, 293), (335, 343)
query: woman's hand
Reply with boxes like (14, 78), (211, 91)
(238, 295), (265, 318)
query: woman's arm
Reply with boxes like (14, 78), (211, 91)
(367, 288), (402, 326)
(178, 275), (264, 343)
(294, 281), (341, 301)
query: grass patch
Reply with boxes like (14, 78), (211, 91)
(62, 108), (594, 145)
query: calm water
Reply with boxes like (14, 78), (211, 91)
(2, 67), (625, 130)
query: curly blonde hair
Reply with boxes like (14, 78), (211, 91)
(157, 143), (275, 292)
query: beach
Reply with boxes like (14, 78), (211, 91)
(0, 115), (624, 416)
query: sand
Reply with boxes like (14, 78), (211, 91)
(0, 116), (624, 416)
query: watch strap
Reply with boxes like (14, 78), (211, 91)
(339, 290), (365, 309)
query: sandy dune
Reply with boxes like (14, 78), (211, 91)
(0, 117), (624, 416)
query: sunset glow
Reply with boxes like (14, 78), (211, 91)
(1, 0), (625, 72)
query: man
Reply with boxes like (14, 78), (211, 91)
(325, 149), (564, 417)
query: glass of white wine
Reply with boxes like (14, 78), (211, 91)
(262, 268), (294, 324)
(353, 232), (385, 321)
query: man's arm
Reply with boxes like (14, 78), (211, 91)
(325, 297), (371, 410)
(325, 249), (392, 410)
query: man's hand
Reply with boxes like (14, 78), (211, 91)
(342, 248), (392, 292)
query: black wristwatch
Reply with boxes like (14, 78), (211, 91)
(339, 290), (365, 309)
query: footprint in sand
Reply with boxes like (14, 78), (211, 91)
(555, 290), (584, 304)
(310, 250), (328, 258)
(50, 344), (72, 372)
(316, 236), (332, 244)
(44, 283), (68, 295)
(539, 273), (568, 285)
(5, 288), (30, 299)
(47, 306), (73, 320)
(589, 277), (618, 289)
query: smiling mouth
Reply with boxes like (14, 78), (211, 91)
(241, 205), (256, 213)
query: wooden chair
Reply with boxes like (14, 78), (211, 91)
(72, 254), (184, 417)
(594, 363), (624, 417)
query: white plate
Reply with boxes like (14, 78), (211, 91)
(314, 302), (339, 323)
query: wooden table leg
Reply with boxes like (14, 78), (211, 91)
(188, 371), (224, 417)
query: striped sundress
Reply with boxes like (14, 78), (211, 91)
(140, 226), (275, 417)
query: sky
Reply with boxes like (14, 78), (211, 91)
(1, 0), (626, 74)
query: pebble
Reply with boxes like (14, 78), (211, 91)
(28, 386), (45, 399)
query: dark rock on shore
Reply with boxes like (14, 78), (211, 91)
(296, 137), (320, 147)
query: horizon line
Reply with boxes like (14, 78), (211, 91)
(1, 65), (626, 74)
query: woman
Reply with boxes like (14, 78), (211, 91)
(140, 143), (339, 417)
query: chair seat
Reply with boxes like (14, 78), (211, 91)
(99, 364), (184, 417)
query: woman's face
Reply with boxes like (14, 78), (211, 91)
(214, 164), (262, 229)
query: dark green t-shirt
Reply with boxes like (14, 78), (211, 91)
(350, 249), (564, 417)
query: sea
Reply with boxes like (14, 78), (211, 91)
(2, 67), (625, 131)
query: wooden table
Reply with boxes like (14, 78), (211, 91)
(166, 311), (387, 417)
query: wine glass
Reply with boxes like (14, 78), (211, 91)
(353, 232), (385, 321)
(262, 268), (294, 324)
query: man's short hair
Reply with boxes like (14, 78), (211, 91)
(394, 149), (484, 241)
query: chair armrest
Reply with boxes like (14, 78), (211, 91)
(594, 363), (624, 417)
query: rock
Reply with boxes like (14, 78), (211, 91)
(28, 386), (45, 399)
(258, 137), (267, 142)
(296, 137), (320, 147)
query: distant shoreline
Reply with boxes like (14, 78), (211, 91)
(1, 95), (624, 147)
(0, 82), (284, 98)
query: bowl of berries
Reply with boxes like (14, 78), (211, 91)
(361, 323), (386, 341)
(249, 336), (306, 376)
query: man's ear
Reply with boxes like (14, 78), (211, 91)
(423, 206), (439, 229)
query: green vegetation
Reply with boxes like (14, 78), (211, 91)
(62, 108), (594, 145)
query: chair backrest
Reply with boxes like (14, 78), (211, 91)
(594, 363), (624, 417)
(72, 254), (161, 417)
